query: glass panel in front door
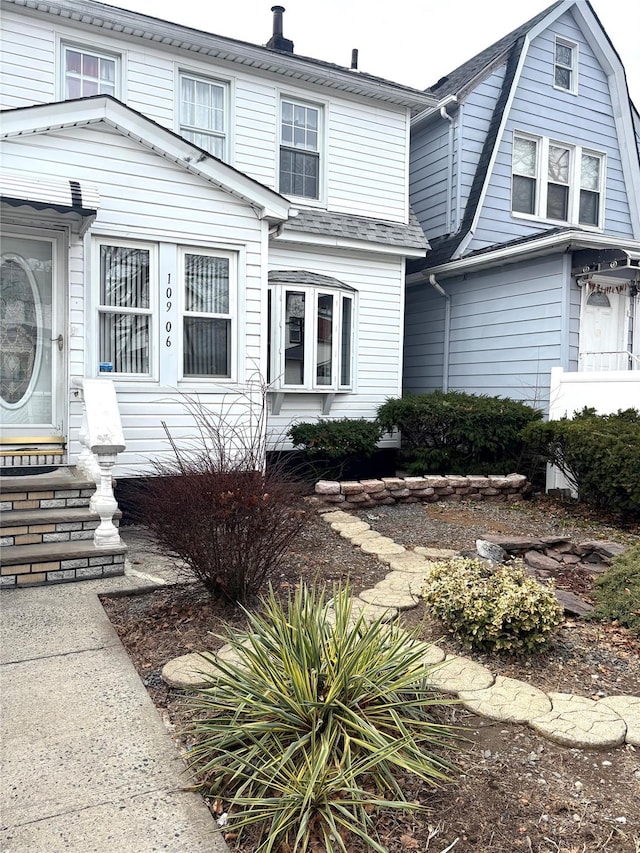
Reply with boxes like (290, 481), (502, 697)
(0, 236), (56, 431)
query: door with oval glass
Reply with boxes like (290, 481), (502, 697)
(0, 232), (66, 459)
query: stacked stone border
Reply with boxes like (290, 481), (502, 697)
(162, 507), (640, 751)
(314, 473), (529, 506)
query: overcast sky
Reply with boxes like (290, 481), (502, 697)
(107, 0), (639, 104)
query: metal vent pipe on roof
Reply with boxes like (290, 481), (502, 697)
(351, 49), (359, 70)
(267, 5), (294, 53)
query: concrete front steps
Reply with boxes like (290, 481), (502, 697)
(0, 467), (126, 588)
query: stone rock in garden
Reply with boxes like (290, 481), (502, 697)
(315, 480), (340, 495)
(540, 537), (573, 550)
(525, 550), (562, 572)
(530, 693), (627, 748)
(161, 651), (222, 688)
(476, 539), (506, 563)
(554, 589), (594, 617)
(481, 534), (543, 553)
(574, 540), (626, 559)
(576, 561), (610, 575)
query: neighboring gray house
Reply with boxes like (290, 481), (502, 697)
(405, 0), (640, 416)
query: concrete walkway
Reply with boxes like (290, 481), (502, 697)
(0, 569), (228, 853)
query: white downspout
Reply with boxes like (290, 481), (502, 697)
(440, 103), (455, 233)
(426, 273), (451, 393)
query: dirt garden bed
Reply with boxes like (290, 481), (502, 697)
(102, 497), (640, 853)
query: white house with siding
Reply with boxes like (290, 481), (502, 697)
(405, 0), (640, 418)
(0, 0), (432, 478)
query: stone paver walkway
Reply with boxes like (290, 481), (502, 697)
(161, 508), (640, 751)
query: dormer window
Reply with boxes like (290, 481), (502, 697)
(62, 45), (118, 99)
(554, 37), (577, 93)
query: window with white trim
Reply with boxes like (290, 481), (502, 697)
(279, 99), (321, 199)
(62, 45), (118, 99)
(178, 72), (228, 159)
(554, 37), (577, 93)
(268, 283), (354, 390)
(98, 243), (152, 375)
(181, 250), (235, 379)
(511, 133), (604, 227)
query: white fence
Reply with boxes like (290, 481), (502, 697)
(546, 366), (640, 492)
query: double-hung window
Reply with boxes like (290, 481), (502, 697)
(554, 37), (577, 93)
(179, 72), (228, 159)
(279, 99), (321, 200)
(269, 280), (354, 390)
(182, 251), (234, 379)
(511, 133), (604, 228)
(98, 243), (152, 375)
(62, 45), (118, 99)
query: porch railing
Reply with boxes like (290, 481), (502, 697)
(578, 350), (640, 372)
(72, 377), (126, 548)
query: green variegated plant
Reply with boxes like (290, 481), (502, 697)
(185, 585), (459, 853)
(422, 558), (564, 654)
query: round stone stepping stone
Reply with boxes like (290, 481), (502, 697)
(348, 530), (383, 546)
(598, 696), (640, 746)
(161, 651), (221, 688)
(529, 693), (627, 748)
(334, 521), (371, 536)
(416, 643), (446, 665)
(358, 587), (419, 611)
(321, 510), (358, 524)
(459, 675), (552, 723)
(386, 554), (429, 573)
(360, 537), (406, 556)
(324, 597), (398, 626)
(414, 547), (459, 560)
(424, 654), (495, 694)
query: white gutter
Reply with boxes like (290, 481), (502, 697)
(416, 231), (640, 279)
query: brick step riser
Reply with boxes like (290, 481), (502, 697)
(2, 552), (127, 588)
(0, 488), (95, 512)
(1, 519), (122, 547)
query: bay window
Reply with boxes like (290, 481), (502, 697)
(269, 278), (354, 391)
(511, 133), (604, 228)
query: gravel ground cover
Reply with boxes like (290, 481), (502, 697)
(103, 498), (640, 853)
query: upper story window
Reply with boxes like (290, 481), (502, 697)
(279, 99), (321, 200)
(511, 133), (604, 228)
(268, 277), (354, 391)
(63, 45), (118, 99)
(179, 73), (228, 160)
(554, 37), (577, 93)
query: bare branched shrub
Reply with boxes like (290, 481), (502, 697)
(133, 379), (306, 603)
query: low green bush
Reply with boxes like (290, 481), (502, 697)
(522, 408), (640, 515)
(421, 558), (564, 653)
(287, 417), (383, 479)
(591, 544), (640, 635)
(186, 585), (458, 853)
(377, 391), (542, 475)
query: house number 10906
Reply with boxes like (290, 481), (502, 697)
(165, 281), (172, 347)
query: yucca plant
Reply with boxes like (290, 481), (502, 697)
(185, 585), (459, 853)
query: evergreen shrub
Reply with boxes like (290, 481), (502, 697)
(376, 391), (542, 475)
(591, 543), (640, 635)
(421, 558), (564, 653)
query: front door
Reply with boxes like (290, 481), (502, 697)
(579, 286), (626, 371)
(0, 232), (66, 445)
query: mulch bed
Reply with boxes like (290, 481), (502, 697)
(102, 498), (640, 853)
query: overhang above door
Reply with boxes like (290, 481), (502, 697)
(1, 172), (100, 235)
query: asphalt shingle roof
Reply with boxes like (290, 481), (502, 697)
(268, 270), (355, 289)
(282, 208), (429, 251)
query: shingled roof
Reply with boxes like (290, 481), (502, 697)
(281, 208), (429, 251)
(429, 1), (564, 99)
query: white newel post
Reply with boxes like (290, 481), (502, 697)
(79, 378), (126, 548)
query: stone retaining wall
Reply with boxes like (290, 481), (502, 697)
(315, 473), (529, 506)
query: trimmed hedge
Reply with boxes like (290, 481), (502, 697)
(376, 391), (542, 475)
(522, 408), (640, 516)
